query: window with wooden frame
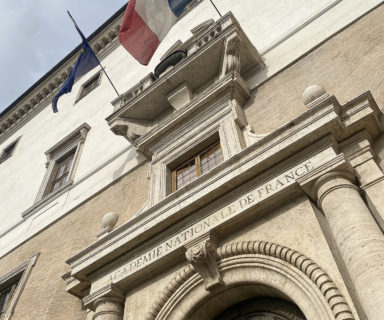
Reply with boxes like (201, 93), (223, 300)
(35, 123), (90, 202)
(0, 138), (20, 165)
(48, 150), (76, 194)
(78, 72), (101, 100)
(0, 254), (39, 320)
(0, 281), (19, 317)
(172, 141), (223, 191)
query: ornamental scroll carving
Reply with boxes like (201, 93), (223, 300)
(225, 36), (241, 74)
(185, 237), (223, 291)
(109, 117), (152, 143)
(220, 34), (242, 78)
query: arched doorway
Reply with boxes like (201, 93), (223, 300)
(214, 297), (306, 320)
(146, 241), (354, 320)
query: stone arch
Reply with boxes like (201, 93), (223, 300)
(145, 241), (354, 320)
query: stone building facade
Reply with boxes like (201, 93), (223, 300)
(1, 1), (384, 320)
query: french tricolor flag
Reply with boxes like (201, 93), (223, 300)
(119, 0), (192, 65)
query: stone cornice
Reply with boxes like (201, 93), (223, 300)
(0, 12), (123, 144)
(82, 283), (125, 310)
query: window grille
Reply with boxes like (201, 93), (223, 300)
(172, 141), (223, 191)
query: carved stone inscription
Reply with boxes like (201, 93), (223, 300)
(95, 161), (314, 289)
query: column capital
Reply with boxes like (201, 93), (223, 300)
(92, 297), (124, 320)
(313, 170), (358, 209)
(298, 154), (356, 207)
(83, 283), (125, 311)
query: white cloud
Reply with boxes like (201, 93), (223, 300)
(0, 0), (127, 113)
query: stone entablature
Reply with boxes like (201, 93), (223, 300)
(65, 87), (384, 311)
(0, 13), (122, 143)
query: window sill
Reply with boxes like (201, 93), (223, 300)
(22, 181), (73, 219)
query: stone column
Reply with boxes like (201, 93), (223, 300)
(313, 170), (384, 319)
(93, 297), (124, 320)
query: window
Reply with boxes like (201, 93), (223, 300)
(0, 281), (19, 317)
(0, 138), (20, 164)
(35, 123), (90, 202)
(172, 141), (223, 191)
(78, 72), (101, 100)
(48, 150), (76, 193)
(0, 254), (39, 320)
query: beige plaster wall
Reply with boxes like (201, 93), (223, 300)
(0, 164), (148, 320)
(245, 4), (384, 136)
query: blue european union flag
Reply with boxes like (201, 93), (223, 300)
(52, 25), (100, 113)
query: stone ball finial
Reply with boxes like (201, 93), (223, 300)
(101, 212), (119, 231)
(302, 85), (327, 107)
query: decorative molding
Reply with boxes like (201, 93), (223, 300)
(185, 233), (222, 291)
(298, 154), (355, 201)
(220, 34), (242, 78)
(146, 241), (354, 320)
(314, 170), (358, 209)
(83, 283), (125, 310)
(242, 125), (266, 147)
(0, 253), (40, 320)
(109, 117), (152, 142)
(33, 123), (91, 208)
(361, 175), (384, 190)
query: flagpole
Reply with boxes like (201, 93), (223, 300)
(209, 0), (222, 18)
(67, 11), (120, 97)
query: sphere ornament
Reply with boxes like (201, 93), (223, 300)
(302, 85), (327, 106)
(101, 212), (119, 231)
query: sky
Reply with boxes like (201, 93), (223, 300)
(0, 0), (128, 113)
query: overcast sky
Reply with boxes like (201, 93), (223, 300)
(0, 0), (128, 113)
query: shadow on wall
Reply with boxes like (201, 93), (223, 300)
(373, 133), (384, 171)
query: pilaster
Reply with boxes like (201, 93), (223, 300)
(341, 131), (384, 232)
(299, 156), (384, 319)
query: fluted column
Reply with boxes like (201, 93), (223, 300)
(93, 297), (124, 320)
(313, 170), (384, 319)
